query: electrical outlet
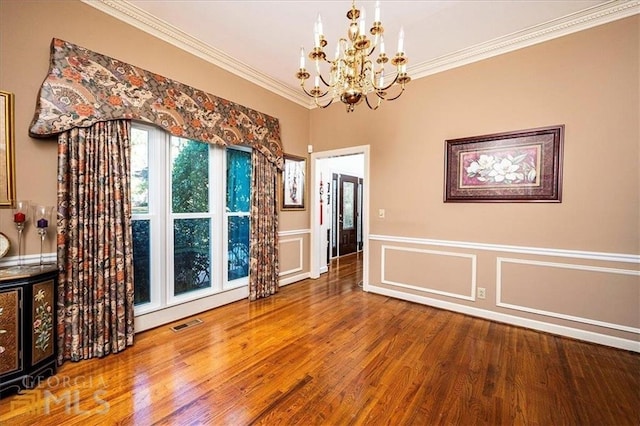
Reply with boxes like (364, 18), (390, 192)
(477, 287), (486, 299)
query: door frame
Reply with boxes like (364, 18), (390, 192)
(336, 173), (361, 257)
(309, 145), (369, 291)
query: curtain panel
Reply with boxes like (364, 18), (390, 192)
(57, 120), (135, 363)
(249, 151), (280, 300)
(29, 38), (284, 169)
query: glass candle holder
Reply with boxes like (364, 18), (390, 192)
(32, 205), (53, 266)
(12, 200), (30, 267)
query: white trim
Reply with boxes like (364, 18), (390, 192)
(310, 146), (370, 289)
(278, 229), (311, 237)
(411, 0), (640, 81)
(369, 234), (639, 264)
(279, 237), (304, 276)
(81, 0), (308, 107)
(0, 253), (56, 268)
(135, 286), (247, 332)
(82, 0), (639, 109)
(367, 284), (640, 353)
(496, 257), (640, 334)
(381, 245), (477, 301)
(279, 272), (310, 287)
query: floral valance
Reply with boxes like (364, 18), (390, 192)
(29, 38), (283, 168)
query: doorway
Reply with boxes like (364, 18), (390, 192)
(333, 173), (363, 258)
(310, 145), (369, 288)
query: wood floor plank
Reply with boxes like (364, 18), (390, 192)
(1, 253), (638, 425)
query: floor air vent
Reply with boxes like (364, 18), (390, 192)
(170, 318), (203, 332)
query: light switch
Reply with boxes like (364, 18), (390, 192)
(378, 209), (385, 219)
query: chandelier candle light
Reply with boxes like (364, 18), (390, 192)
(296, 0), (410, 112)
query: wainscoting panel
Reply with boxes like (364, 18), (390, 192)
(381, 245), (477, 301)
(279, 237), (304, 276)
(368, 234), (640, 352)
(497, 257), (640, 333)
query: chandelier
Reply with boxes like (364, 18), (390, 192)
(296, 0), (410, 112)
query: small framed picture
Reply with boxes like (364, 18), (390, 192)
(281, 154), (306, 210)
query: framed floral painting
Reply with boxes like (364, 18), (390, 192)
(444, 125), (564, 202)
(281, 154), (306, 210)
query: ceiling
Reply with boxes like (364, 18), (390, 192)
(85, 0), (636, 108)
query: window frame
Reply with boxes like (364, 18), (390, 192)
(131, 123), (251, 316)
(223, 145), (252, 290)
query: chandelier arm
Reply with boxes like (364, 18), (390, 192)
(385, 87), (406, 101)
(365, 42), (378, 58)
(300, 83), (331, 99)
(371, 72), (399, 92)
(365, 92), (382, 110)
(318, 73), (332, 88)
(315, 97), (335, 109)
(376, 85), (405, 101)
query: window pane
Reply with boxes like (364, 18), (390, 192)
(174, 218), (211, 295)
(132, 220), (151, 305)
(172, 138), (209, 213)
(228, 216), (250, 281)
(131, 128), (149, 214)
(343, 181), (354, 230)
(226, 149), (251, 212)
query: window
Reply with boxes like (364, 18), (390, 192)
(226, 149), (251, 283)
(130, 123), (251, 315)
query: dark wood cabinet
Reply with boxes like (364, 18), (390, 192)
(0, 265), (57, 398)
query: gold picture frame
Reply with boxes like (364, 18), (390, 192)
(0, 91), (16, 208)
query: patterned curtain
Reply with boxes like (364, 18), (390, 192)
(249, 151), (279, 300)
(56, 120), (135, 363)
(30, 38), (283, 170)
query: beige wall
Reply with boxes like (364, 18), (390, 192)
(310, 16), (639, 348)
(1, 1), (638, 347)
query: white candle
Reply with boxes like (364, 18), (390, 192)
(314, 22), (320, 48)
(379, 35), (385, 55)
(299, 47), (305, 69)
(374, 0), (380, 22)
(317, 14), (323, 37)
(397, 26), (404, 53)
(315, 75), (320, 88)
(359, 9), (366, 37)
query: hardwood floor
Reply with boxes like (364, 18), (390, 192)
(1, 252), (639, 425)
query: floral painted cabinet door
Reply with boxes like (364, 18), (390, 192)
(32, 280), (54, 365)
(0, 288), (20, 376)
(0, 265), (57, 398)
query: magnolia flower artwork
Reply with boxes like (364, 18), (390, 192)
(461, 146), (541, 187)
(444, 125), (564, 202)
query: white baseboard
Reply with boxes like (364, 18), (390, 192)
(279, 272), (310, 287)
(366, 283), (640, 353)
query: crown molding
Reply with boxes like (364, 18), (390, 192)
(82, 0), (638, 110)
(410, 0), (639, 79)
(80, 0), (312, 108)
